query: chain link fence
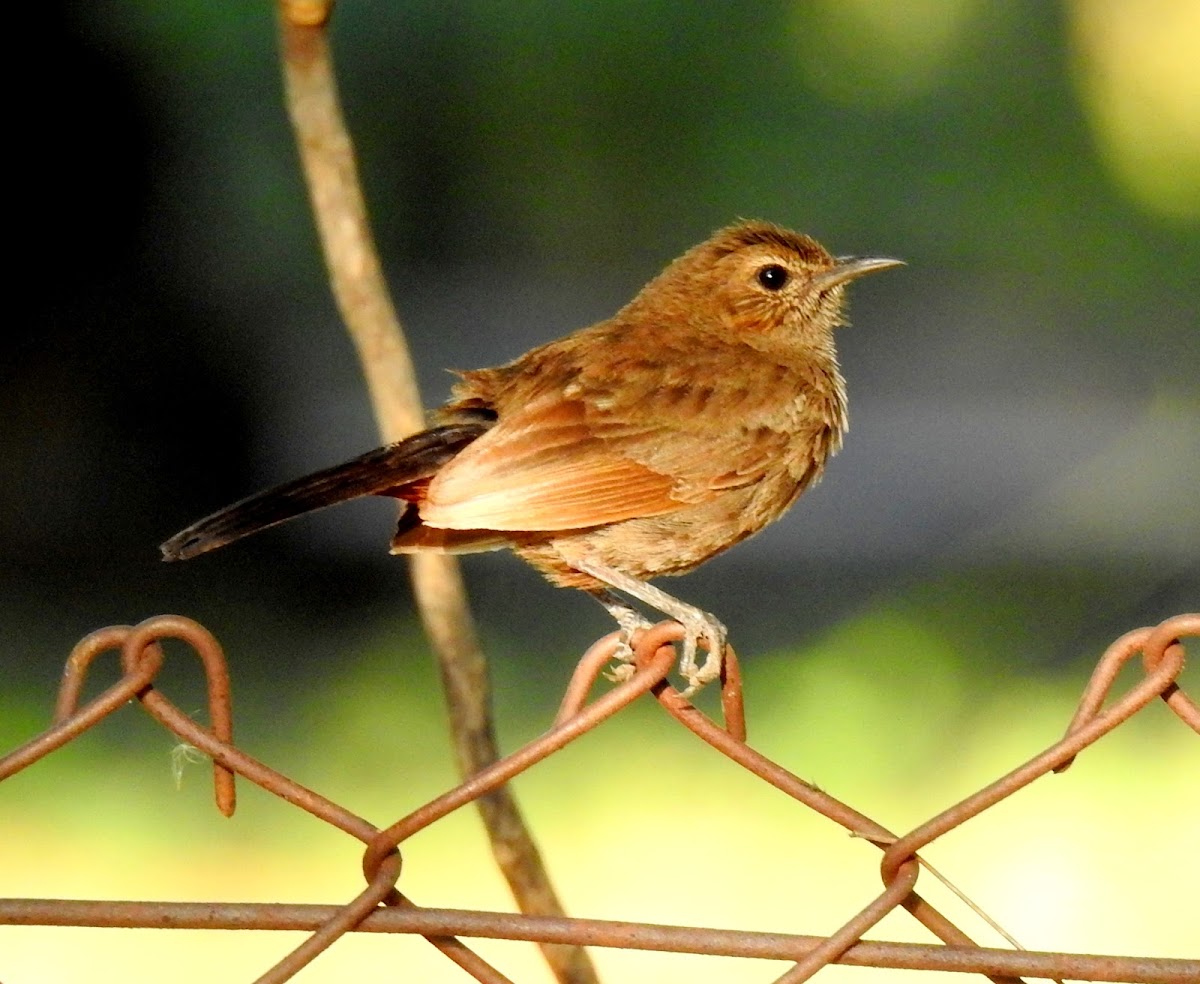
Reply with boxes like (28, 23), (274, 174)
(2, 612), (1196, 983)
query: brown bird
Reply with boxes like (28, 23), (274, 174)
(161, 221), (901, 692)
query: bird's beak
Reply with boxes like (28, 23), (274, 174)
(812, 255), (905, 291)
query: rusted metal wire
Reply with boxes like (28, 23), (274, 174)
(2, 612), (1197, 983)
(633, 625), (1020, 984)
(361, 632), (679, 884)
(4, 898), (1196, 984)
(56, 617), (238, 816)
(0, 616), (502, 980)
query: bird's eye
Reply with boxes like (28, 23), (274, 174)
(756, 264), (789, 291)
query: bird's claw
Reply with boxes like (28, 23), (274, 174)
(603, 636), (639, 682)
(676, 613), (727, 698)
(593, 598), (727, 695)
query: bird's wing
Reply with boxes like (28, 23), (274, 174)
(572, 338), (821, 496)
(419, 394), (687, 531)
(421, 338), (817, 533)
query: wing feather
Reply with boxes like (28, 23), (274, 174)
(421, 397), (683, 530)
(422, 337), (833, 533)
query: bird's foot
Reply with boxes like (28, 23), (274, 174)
(676, 611), (727, 698)
(580, 572), (726, 694)
(603, 611), (655, 683)
(604, 656), (637, 683)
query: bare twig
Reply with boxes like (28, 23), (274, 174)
(274, 6), (598, 982)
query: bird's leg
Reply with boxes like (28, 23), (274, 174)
(575, 559), (727, 696)
(589, 588), (654, 681)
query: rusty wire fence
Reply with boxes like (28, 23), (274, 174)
(2, 611), (1197, 983)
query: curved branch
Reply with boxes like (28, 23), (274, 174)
(275, 6), (598, 982)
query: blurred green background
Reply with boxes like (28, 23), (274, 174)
(3, 2), (1197, 982)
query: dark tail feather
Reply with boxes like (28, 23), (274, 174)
(160, 422), (488, 561)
